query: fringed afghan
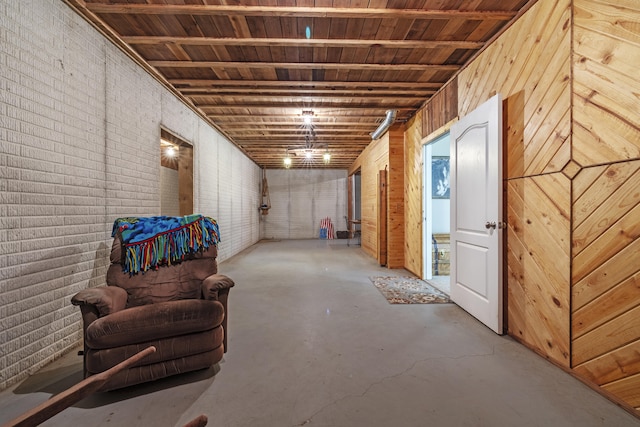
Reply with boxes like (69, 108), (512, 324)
(112, 215), (220, 274)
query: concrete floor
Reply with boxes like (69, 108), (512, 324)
(1, 239), (639, 427)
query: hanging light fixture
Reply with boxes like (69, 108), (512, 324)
(302, 110), (314, 125)
(283, 149), (292, 169)
(323, 150), (331, 164)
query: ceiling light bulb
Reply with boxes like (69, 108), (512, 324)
(323, 152), (331, 164)
(302, 110), (314, 125)
(284, 156), (292, 168)
(166, 146), (176, 157)
(305, 150), (313, 159)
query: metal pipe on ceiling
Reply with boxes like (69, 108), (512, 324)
(370, 109), (397, 140)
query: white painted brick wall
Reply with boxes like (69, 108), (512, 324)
(0, 0), (261, 390)
(263, 169), (348, 239)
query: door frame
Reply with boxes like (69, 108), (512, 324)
(160, 127), (193, 216)
(348, 170), (361, 239)
(421, 121), (457, 281)
(423, 142), (434, 280)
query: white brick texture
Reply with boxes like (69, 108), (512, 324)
(0, 0), (261, 390)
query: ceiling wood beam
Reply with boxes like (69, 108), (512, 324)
(197, 104), (416, 110)
(191, 95), (428, 102)
(178, 87), (436, 98)
(150, 60), (460, 71)
(228, 130), (372, 136)
(217, 124), (381, 129)
(205, 114), (385, 120)
(234, 135), (372, 140)
(123, 36), (484, 50)
(248, 160), (360, 164)
(242, 145), (368, 148)
(171, 80), (443, 89)
(180, 88), (436, 97)
(233, 138), (371, 143)
(86, 4), (518, 20)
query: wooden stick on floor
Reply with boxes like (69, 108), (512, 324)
(2, 346), (156, 427)
(182, 414), (208, 427)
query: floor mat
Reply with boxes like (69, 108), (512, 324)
(369, 276), (451, 304)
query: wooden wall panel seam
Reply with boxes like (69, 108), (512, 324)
(572, 306), (640, 366)
(572, 165), (606, 204)
(572, 340), (640, 385)
(572, 168), (640, 256)
(572, 203), (640, 282)
(523, 97), (572, 176)
(572, 270), (640, 338)
(573, 237), (640, 311)
(572, 163), (633, 229)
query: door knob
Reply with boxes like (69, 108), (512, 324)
(485, 221), (496, 230)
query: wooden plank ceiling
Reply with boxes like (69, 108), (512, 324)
(66, 0), (531, 169)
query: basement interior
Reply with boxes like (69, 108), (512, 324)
(1, 0), (639, 426)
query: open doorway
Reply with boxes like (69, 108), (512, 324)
(422, 132), (450, 294)
(160, 128), (193, 216)
(347, 170), (361, 246)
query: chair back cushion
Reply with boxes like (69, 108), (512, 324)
(107, 235), (218, 307)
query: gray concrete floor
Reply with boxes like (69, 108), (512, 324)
(1, 239), (639, 427)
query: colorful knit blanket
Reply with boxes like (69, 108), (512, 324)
(112, 215), (220, 274)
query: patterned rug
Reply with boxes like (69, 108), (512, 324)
(369, 276), (451, 304)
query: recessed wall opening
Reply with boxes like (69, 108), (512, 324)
(347, 169), (362, 246)
(160, 128), (193, 216)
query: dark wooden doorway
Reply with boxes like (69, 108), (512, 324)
(378, 169), (388, 266)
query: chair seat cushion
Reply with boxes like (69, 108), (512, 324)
(85, 327), (224, 374)
(85, 299), (224, 349)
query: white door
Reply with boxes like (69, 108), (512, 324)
(450, 94), (503, 334)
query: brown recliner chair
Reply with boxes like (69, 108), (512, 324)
(71, 230), (234, 391)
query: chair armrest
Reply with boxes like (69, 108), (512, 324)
(202, 274), (234, 353)
(202, 274), (235, 301)
(71, 286), (128, 317)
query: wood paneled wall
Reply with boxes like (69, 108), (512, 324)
(422, 79), (458, 139)
(350, 126), (405, 266)
(369, 0), (640, 412)
(572, 0), (640, 166)
(404, 114), (423, 277)
(571, 0), (640, 411)
(506, 173), (571, 364)
(572, 161), (640, 409)
(458, 0), (573, 367)
(350, 134), (389, 260)
(387, 126), (405, 268)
